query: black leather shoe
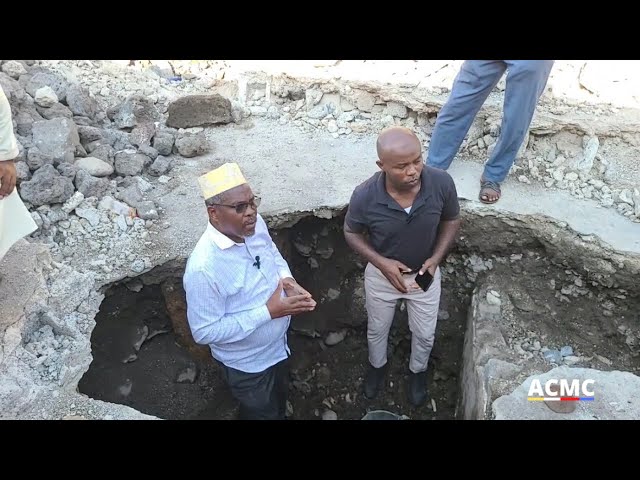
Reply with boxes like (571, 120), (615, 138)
(408, 371), (428, 407)
(363, 364), (387, 399)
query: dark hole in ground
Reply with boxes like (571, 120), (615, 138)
(78, 212), (468, 419)
(78, 213), (640, 420)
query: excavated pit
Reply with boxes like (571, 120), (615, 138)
(3, 60), (640, 420)
(77, 211), (640, 420)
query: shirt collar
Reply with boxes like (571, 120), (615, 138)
(206, 222), (243, 250)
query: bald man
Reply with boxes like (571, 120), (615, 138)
(344, 127), (461, 407)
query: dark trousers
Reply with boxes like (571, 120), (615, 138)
(222, 358), (290, 420)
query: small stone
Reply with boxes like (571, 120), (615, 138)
(518, 175), (531, 184)
(486, 290), (501, 306)
(560, 345), (573, 357)
(564, 355), (581, 365)
(176, 366), (197, 384)
(131, 259), (145, 273)
(326, 288), (340, 300)
(543, 349), (563, 364)
(322, 409), (338, 420)
(325, 330), (346, 346)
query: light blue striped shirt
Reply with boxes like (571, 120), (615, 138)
(183, 214), (293, 373)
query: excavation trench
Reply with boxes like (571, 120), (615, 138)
(77, 210), (640, 420)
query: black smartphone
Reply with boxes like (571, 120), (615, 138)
(414, 270), (434, 292)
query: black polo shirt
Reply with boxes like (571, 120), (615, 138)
(344, 166), (460, 271)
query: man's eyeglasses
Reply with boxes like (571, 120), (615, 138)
(210, 196), (261, 214)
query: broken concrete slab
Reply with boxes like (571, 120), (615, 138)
(448, 160), (640, 255)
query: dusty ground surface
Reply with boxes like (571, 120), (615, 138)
(475, 253), (640, 374)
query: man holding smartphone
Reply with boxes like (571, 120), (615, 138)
(344, 126), (461, 407)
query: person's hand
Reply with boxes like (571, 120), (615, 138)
(377, 257), (412, 294)
(418, 257), (438, 277)
(0, 160), (16, 200)
(282, 277), (312, 298)
(267, 279), (317, 319)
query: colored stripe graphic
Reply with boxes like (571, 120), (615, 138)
(527, 397), (595, 401)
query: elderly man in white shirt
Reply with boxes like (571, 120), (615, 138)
(0, 86), (18, 200)
(183, 162), (317, 420)
(0, 86), (37, 262)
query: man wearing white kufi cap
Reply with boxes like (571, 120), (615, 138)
(183, 162), (317, 420)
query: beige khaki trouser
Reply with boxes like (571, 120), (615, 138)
(364, 262), (441, 374)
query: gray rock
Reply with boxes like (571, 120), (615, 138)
(486, 290), (501, 306)
(136, 201), (159, 220)
(26, 146), (55, 171)
(65, 84), (98, 118)
(23, 71), (68, 102)
(34, 86), (58, 107)
(152, 131), (174, 156)
(176, 367), (197, 384)
(15, 112), (37, 137)
(543, 349), (563, 364)
(74, 169), (110, 199)
(110, 95), (160, 129)
(30, 211), (43, 229)
(1, 60), (27, 79)
(575, 136), (599, 172)
(114, 152), (146, 176)
(560, 345), (574, 357)
(75, 157), (113, 177)
(137, 145), (158, 161)
(147, 155), (173, 176)
(322, 409), (338, 420)
(32, 117), (80, 164)
(384, 102), (408, 119)
(130, 259), (145, 273)
(47, 269), (95, 314)
(15, 161), (31, 183)
(116, 183), (144, 208)
(129, 123), (155, 147)
(325, 330), (346, 346)
(77, 125), (103, 145)
(19, 164), (75, 206)
(174, 134), (208, 158)
(88, 144), (115, 166)
(56, 163), (78, 180)
(61, 191), (85, 213)
(46, 205), (68, 224)
(166, 94), (233, 128)
(75, 207), (101, 227)
(36, 102), (73, 120)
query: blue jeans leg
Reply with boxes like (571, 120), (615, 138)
(482, 60), (554, 183)
(426, 60), (506, 170)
